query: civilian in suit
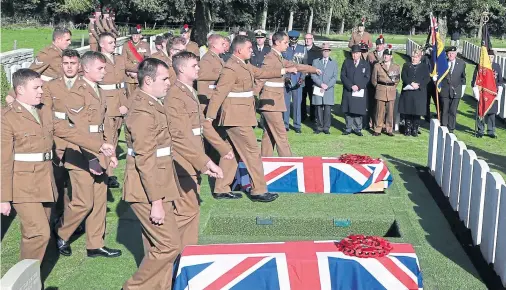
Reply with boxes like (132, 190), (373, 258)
(282, 30), (306, 133)
(472, 49), (503, 138)
(341, 45), (371, 136)
(251, 30), (271, 67)
(439, 46), (466, 133)
(311, 43), (337, 134)
(301, 33), (322, 122)
(220, 36), (232, 62)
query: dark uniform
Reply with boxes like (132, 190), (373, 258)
(301, 43), (322, 121)
(251, 30), (271, 68)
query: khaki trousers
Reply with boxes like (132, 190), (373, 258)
(107, 116), (123, 176)
(57, 169), (107, 249)
(214, 126), (267, 195)
(261, 111), (292, 157)
(123, 202), (181, 290)
(173, 175), (200, 248)
(12, 202), (52, 262)
(374, 99), (395, 134)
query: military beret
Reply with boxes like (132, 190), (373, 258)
(351, 45), (361, 53)
(130, 24), (142, 35)
(288, 30), (300, 39)
(446, 46), (457, 52)
(254, 29), (267, 38)
(376, 34), (385, 45)
(181, 24), (190, 34)
(95, 5), (101, 12)
(384, 44), (393, 55)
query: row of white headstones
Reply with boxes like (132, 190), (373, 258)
(428, 118), (506, 287)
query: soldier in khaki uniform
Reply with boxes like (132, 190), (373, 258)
(55, 51), (122, 258)
(98, 32), (136, 188)
(100, 7), (112, 34)
(94, 6), (106, 35)
(197, 34), (227, 112)
(29, 27), (72, 82)
(152, 36), (187, 85)
(122, 58), (222, 290)
(366, 35), (386, 130)
(88, 13), (100, 51)
(258, 31), (320, 157)
(122, 25), (151, 95)
(371, 47), (400, 136)
(0, 69), (115, 264)
(107, 9), (120, 37)
(181, 24), (200, 58)
(206, 35), (298, 202)
(167, 52), (233, 244)
(348, 19), (372, 60)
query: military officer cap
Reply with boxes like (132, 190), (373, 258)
(446, 46), (457, 52)
(359, 41), (368, 51)
(181, 24), (190, 34)
(288, 30), (300, 40)
(351, 44), (361, 53)
(130, 24), (142, 35)
(376, 34), (385, 45)
(254, 29), (267, 38)
(384, 44), (393, 55)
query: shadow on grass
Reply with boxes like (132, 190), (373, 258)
(1, 210), (17, 242)
(383, 154), (504, 289)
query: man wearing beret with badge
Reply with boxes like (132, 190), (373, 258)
(181, 24), (200, 58)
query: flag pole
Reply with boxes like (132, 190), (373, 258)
(430, 13), (441, 121)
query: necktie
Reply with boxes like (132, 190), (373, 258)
(66, 79), (72, 89)
(355, 61), (358, 68)
(323, 59), (327, 68)
(29, 106), (40, 123)
(93, 85), (100, 97)
(450, 61), (455, 74)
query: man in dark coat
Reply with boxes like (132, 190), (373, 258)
(301, 33), (322, 122)
(251, 30), (271, 68)
(472, 49), (503, 138)
(341, 44), (371, 136)
(439, 46), (466, 133)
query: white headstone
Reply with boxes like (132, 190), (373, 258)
(435, 126), (449, 186)
(0, 259), (41, 290)
(461, 85), (466, 98)
(449, 141), (467, 211)
(21, 62), (31, 69)
(428, 119), (441, 173)
(8, 64), (21, 85)
(494, 184), (506, 287)
(459, 150), (478, 226)
(469, 159), (490, 245)
(442, 133), (457, 197)
(480, 172), (505, 264)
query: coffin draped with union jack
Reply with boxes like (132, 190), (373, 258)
(174, 240), (423, 290)
(232, 157), (393, 194)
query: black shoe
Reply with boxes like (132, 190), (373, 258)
(323, 130), (330, 135)
(354, 131), (363, 136)
(87, 247), (122, 258)
(313, 130), (321, 134)
(387, 132), (394, 137)
(249, 192), (279, 202)
(342, 131), (351, 135)
(488, 133), (498, 139)
(476, 133), (484, 138)
(108, 176), (120, 188)
(55, 232), (72, 256)
(212, 192), (242, 199)
(294, 128), (301, 134)
(449, 129), (454, 133)
(372, 132), (380, 136)
(285, 128), (290, 132)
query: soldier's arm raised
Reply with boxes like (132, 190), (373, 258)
(282, 59), (318, 74)
(206, 67), (235, 120)
(1, 114), (14, 202)
(251, 64), (286, 79)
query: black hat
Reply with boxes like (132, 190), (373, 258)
(254, 29), (267, 38)
(95, 5), (102, 13)
(180, 24), (190, 34)
(376, 34), (385, 45)
(351, 45), (361, 53)
(488, 49), (495, 56)
(446, 46), (457, 52)
(130, 24), (142, 35)
(384, 44), (393, 55)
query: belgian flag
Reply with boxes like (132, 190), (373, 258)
(475, 23), (498, 118)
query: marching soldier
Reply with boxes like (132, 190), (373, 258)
(153, 36), (187, 85)
(371, 45), (401, 136)
(258, 31), (320, 157)
(29, 27), (72, 82)
(122, 58), (222, 290)
(1, 68), (115, 265)
(251, 29), (271, 68)
(197, 34), (226, 112)
(88, 12), (100, 51)
(181, 24), (200, 58)
(348, 18), (372, 60)
(55, 51), (122, 258)
(206, 35), (298, 202)
(122, 25), (151, 95)
(472, 49), (503, 138)
(108, 9), (120, 37)
(100, 7), (113, 34)
(94, 6), (106, 35)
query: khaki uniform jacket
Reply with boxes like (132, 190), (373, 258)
(367, 50), (384, 66)
(29, 44), (62, 81)
(88, 22), (99, 46)
(106, 17), (120, 37)
(206, 55), (282, 127)
(64, 78), (113, 171)
(1, 100), (102, 203)
(186, 41), (200, 58)
(122, 40), (151, 84)
(197, 50), (224, 99)
(98, 53), (131, 116)
(348, 31), (373, 49)
(166, 81), (230, 176)
(371, 62), (401, 101)
(150, 51), (177, 85)
(123, 90), (208, 203)
(258, 50), (318, 112)
(42, 77), (75, 163)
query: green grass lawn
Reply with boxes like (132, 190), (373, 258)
(2, 48), (506, 289)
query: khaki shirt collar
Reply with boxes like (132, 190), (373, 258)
(83, 77), (98, 91)
(103, 52), (114, 63)
(140, 89), (163, 104)
(232, 54), (246, 64)
(17, 99), (35, 111)
(64, 76), (78, 88)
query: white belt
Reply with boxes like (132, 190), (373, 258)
(89, 124), (104, 133)
(192, 127), (203, 136)
(127, 147), (171, 157)
(14, 152), (53, 162)
(208, 85), (217, 89)
(227, 91), (253, 98)
(99, 82), (125, 90)
(40, 75), (53, 82)
(264, 81), (285, 88)
(54, 111), (66, 120)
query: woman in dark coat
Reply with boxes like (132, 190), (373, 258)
(399, 49), (430, 136)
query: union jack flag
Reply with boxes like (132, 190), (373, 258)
(232, 157), (392, 194)
(173, 241), (423, 290)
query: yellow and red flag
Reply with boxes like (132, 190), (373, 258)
(475, 23), (497, 118)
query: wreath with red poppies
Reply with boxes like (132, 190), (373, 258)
(337, 235), (393, 258)
(338, 154), (382, 164)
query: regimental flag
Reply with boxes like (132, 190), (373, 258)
(429, 15), (450, 92)
(475, 23), (498, 118)
(174, 241), (424, 290)
(232, 157), (392, 194)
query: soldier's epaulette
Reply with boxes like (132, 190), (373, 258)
(2, 103), (14, 114)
